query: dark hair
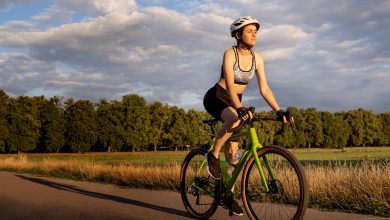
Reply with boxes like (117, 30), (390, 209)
(234, 28), (244, 46)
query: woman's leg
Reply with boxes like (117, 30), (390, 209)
(224, 140), (240, 166)
(205, 106), (240, 179)
(210, 107), (240, 158)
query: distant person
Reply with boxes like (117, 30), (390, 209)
(203, 16), (291, 216)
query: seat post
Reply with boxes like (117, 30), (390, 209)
(202, 119), (219, 139)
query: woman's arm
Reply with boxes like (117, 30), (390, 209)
(255, 52), (281, 112)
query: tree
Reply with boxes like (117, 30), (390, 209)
(164, 106), (187, 150)
(95, 99), (126, 152)
(64, 99), (97, 153)
(361, 110), (381, 147)
(345, 109), (365, 147)
(7, 96), (42, 152)
(110, 100), (127, 151)
(0, 90), (9, 152)
(95, 99), (111, 151)
(321, 112), (350, 148)
(301, 108), (323, 148)
(334, 113), (350, 148)
(38, 96), (66, 152)
(0, 88), (387, 153)
(148, 101), (170, 151)
(378, 113), (390, 146)
(322, 112), (337, 148)
(285, 107), (306, 148)
(185, 109), (210, 148)
(121, 95), (150, 151)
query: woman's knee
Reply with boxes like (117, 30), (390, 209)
(221, 107), (239, 126)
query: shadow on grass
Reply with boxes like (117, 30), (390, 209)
(16, 174), (192, 219)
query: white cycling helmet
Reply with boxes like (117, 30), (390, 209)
(230, 16), (260, 37)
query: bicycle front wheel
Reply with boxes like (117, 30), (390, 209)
(242, 146), (308, 220)
(180, 149), (219, 219)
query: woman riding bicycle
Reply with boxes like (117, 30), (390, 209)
(203, 16), (290, 216)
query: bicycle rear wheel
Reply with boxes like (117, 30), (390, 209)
(242, 146), (308, 220)
(180, 149), (219, 219)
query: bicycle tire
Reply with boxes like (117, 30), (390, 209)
(180, 149), (220, 219)
(241, 146), (309, 220)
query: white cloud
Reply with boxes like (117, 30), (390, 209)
(57, 0), (137, 16)
(258, 24), (312, 61)
(111, 45), (183, 63)
(261, 25), (312, 48)
(262, 47), (294, 61)
(230, 0), (256, 4)
(91, 0), (137, 14)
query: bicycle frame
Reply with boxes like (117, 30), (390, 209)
(223, 127), (274, 193)
(195, 125), (276, 197)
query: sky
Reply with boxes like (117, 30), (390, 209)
(0, 0), (389, 113)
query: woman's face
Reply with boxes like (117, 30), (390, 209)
(240, 24), (258, 46)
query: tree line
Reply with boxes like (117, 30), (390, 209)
(0, 90), (389, 153)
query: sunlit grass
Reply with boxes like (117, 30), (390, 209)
(0, 154), (181, 189)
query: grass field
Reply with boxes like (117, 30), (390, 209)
(3, 146), (389, 165)
(292, 147), (390, 161)
(0, 147), (389, 217)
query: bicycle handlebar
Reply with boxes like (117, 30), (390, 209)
(228, 110), (294, 135)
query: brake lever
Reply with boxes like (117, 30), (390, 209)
(286, 111), (298, 133)
(276, 110), (294, 135)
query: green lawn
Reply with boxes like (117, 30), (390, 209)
(2, 147), (389, 166)
(291, 147), (390, 161)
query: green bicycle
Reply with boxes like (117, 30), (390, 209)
(180, 110), (309, 219)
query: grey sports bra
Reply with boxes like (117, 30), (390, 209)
(220, 46), (256, 85)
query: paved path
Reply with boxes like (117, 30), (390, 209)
(0, 171), (387, 220)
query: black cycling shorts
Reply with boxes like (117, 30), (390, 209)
(203, 84), (242, 121)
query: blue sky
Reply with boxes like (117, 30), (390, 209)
(0, 0), (389, 113)
(1, 1), (47, 21)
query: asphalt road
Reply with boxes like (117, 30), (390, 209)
(0, 171), (388, 220)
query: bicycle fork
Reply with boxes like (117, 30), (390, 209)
(249, 128), (276, 193)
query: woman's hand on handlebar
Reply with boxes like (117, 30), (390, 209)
(276, 110), (294, 125)
(244, 110), (253, 121)
(236, 107), (254, 122)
